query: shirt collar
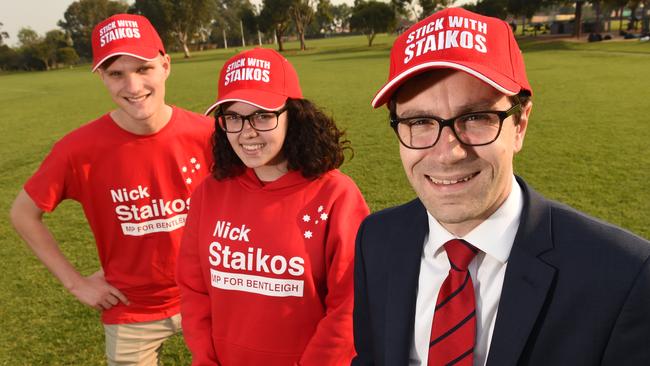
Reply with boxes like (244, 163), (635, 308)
(426, 175), (523, 264)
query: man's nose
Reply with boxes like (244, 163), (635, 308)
(124, 74), (143, 94)
(429, 125), (468, 164)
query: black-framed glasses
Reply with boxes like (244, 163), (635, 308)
(217, 107), (287, 133)
(390, 104), (522, 149)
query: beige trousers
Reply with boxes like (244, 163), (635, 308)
(103, 314), (182, 366)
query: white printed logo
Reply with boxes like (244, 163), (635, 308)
(223, 57), (272, 86)
(98, 19), (142, 47)
(181, 156), (202, 185)
(211, 269), (304, 297)
(208, 220), (306, 297)
(403, 15), (489, 64)
(300, 204), (328, 240)
(110, 184), (190, 236)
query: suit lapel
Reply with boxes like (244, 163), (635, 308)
(486, 178), (557, 366)
(384, 199), (429, 365)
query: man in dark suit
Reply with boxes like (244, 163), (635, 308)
(353, 8), (650, 366)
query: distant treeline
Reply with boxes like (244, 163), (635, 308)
(2, 0), (648, 72)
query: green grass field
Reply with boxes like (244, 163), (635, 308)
(1, 34), (648, 364)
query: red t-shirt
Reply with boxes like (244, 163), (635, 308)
(177, 168), (369, 366)
(24, 106), (213, 324)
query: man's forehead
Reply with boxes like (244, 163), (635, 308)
(395, 71), (507, 108)
(104, 54), (162, 70)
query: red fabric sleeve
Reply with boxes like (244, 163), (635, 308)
(176, 184), (220, 365)
(24, 140), (77, 212)
(299, 181), (370, 365)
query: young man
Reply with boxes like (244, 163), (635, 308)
(353, 7), (650, 366)
(10, 14), (213, 365)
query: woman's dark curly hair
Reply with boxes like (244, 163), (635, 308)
(211, 98), (351, 180)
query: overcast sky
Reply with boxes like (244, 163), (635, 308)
(1, 0), (470, 47)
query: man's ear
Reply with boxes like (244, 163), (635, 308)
(514, 100), (532, 153)
(161, 54), (171, 79)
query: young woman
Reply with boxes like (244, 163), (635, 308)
(177, 48), (369, 365)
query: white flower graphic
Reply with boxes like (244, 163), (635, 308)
(318, 205), (324, 212)
(302, 215), (311, 222)
(304, 230), (313, 239)
(320, 213), (328, 221)
(182, 157), (202, 185)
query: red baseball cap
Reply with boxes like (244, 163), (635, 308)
(91, 14), (165, 72)
(205, 47), (303, 115)
(372, 7), (532, 108)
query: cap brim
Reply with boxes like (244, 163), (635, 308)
(371, 61), (522, 108)
(92, 46), (160, 72)
(204, 89), (288, 116)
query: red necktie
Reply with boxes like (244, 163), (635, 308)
(428, 239), (478, 366)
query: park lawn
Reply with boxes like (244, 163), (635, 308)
(0, 33), (648, 364)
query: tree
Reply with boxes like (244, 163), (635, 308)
(606, 0), (629, 33)
(0, 22), (9, 46)
(46, 30), (75, 68)
(17, 28), (48, 70)
(628, 0), (642, 30)
(390, 0), (413, 17)
(0, 45), (21, 70)
(133, 0), (215, 58)
(591, 0), (603, 33)
(332, 3), (353, 32)
(16, 28), (76, 70)
(315, 0), (335, 34)
(419, 0), (452, 19)
(350, 1), (396, 46)
(259, 0), (293, 51)
(291, 0), (315, 50)
(574, 1), (585, 38)
(507, 0), (545, 35)
(204, 0), (257, 49)
(463, 0), (508, 19)
(17, 28), (41, 47)
(239, 2), (260, 43)
(58, 0), (129, 60)
(632, 0), (650, 32)
(57, 47), (80, 65)
(41, 30), (69, 69)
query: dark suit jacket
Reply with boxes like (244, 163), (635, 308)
(352, 177), (650, 366)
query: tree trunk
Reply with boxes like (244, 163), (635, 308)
(368, 30), (375, 47)
(182, 42), (191, 58)
(575, 1), (584, 39)
(240, 20), (246, 47)
(643, 0), (649, 32)
(619, 7), (624, 33)
(594, 1), (601, 33)
(299, 31), (306, 50)
(522, 16), (527, 36)
(178, 32), (191, 58)
(630, 5), (639, 31)
(276, 28), (284, 52)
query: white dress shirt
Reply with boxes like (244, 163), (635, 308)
(409, 176), (523, 366)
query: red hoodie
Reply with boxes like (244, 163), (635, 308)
(177, 168), (369, 365)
